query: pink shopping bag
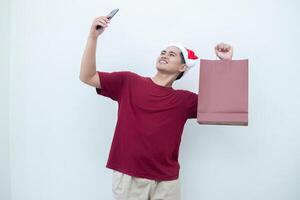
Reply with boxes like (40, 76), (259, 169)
(197, 59), (248, 126)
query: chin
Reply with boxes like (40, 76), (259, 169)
(156, 65), (173, 75)
(156, 63), (168, 71)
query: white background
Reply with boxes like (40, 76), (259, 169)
(1, 0), (300, 199)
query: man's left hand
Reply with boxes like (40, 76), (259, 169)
(215, 43), (233, 60)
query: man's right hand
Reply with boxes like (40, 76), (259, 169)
(89, 16), (110, 39)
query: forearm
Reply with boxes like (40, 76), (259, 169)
(79, 36), (98, 81)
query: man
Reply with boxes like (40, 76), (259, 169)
(79, 16), (233, 200)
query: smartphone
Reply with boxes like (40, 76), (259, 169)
(96, 8), (119, 30)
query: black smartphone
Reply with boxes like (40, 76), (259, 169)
(96, 8), (119, 30)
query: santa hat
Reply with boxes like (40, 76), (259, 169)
(164, 43), (199, 75)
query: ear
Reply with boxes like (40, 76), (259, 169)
(178, 64), (187, 73)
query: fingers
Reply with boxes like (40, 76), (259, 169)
(95, 16), (110, 23)
(98, 20), (108, 28)
(214, 42), (234, 60)
(94, 16), (110, 28)
(215, 42), (232, 52)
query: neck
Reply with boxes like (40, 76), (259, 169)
(151, 72), (176, 87)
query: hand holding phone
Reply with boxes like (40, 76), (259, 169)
(96, 8), (119, 30)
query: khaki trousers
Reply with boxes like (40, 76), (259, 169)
(112, 170), (181, 200)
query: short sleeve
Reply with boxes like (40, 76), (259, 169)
(95, 71), (130, 101)
(186, 91), (198, 119)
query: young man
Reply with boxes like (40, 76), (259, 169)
(79, 16), (233, 200)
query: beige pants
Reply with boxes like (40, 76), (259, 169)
(112, 170), (181, 200)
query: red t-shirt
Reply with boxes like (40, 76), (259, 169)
(95, 70), (198, 181)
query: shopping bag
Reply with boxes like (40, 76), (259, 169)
(197, 59), (248, 126)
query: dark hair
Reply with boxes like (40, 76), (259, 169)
(175, 52), (186, 80)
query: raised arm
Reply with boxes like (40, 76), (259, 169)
(79, 16), (111, 88)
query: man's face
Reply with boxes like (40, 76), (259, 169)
(155, 46), (187, 75)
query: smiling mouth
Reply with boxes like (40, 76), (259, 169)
(159, 60), (168, 64)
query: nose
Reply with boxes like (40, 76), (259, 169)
(160, 55), (168, 59)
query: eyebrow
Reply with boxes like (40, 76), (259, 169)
(161, 50), (177, 55)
